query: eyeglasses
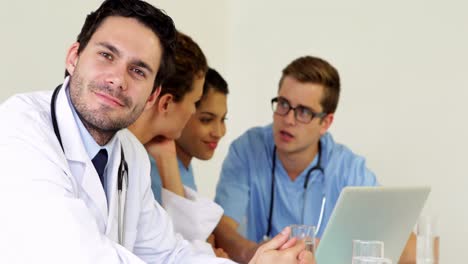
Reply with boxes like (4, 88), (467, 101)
(271, 97), (326, 124)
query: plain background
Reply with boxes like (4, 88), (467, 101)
(1, 1), (466, 262)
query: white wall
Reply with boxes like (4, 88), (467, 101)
(0, 1), (101, 98)
(1, 1), (466, 263)
(223, 1), (468, 263)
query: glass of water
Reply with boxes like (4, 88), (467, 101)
(416, 216), (440, 264)
(289, 224), (316, 253)
(352, 240), (384, 259)
(352, 240), (392, 264)
(352, 257), (392, 264)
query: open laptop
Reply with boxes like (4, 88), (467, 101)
(315, 186), (430, 264)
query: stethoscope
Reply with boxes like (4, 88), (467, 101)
(51, 84), (129, 245)
(264, 142), (326, 241)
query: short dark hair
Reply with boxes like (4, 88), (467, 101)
(279, 56), (340, 114)
(160, 31), (208, 102)
(196, 68), (229, 108)
(69, 0), (177, 92)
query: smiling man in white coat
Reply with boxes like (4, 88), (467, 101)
(0, 0), (226, 262)
(0, 0), (314, 264)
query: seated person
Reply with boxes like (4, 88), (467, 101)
(128, 31), (315, 263)
(0, 0), (315, 262)
(214, 55), (379, 263)
(149, 68), (230, 257)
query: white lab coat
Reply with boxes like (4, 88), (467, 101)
(0, 83), (235, 264)
(162, 186), (224, 255)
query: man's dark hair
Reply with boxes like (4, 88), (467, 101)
(160, 31), (208, 102)
(279, 56), (341, 114)
(68, 0), (177, 92)
(196, 68), (228, 108)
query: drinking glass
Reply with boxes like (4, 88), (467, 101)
(416, 216), (439, 264)
(352, 240), (392, 264)
(289, 224), (316, 252)
(352, 240), (384, 259)
(352, 257), (392, 264)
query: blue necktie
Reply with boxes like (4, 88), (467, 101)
(92, 149), (108, 190)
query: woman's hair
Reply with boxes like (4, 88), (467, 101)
(196, 67), (229, 108)
(159, 31), (208, 102)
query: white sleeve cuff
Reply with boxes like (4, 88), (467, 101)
(161, 185), (224, 241)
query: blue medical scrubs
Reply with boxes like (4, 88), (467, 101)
(215, 124), (378, 242)
(150, 155), (197, 204)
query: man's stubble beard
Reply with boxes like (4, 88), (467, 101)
(69, 70), (145, 145)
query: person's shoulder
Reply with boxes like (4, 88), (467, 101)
(0, 91), (69, 180)
(118, 129), (146, 156)
(234, 123), (272, 144)
(321, 132), (367, 165)
(230, 123), (273, 152)
(118, 129), (151, 182)
(1, 91), (52, 117)
(0, 91), (54, 139)
(321, 133), (377, 185)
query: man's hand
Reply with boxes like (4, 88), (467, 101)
(249, 227), (316, 264)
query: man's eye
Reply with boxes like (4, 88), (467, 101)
(279, 100), (290, 108)
(298, 107), (312, 117)
(132, 68), (145, 77)
(100, 52), (113, 60)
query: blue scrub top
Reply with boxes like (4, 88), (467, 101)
(150, 155), (197, 204)
(215, 124), (378, 242)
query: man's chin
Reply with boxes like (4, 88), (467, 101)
(275, 143), (296, 154)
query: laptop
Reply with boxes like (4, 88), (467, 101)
(315, 186), (430, 264)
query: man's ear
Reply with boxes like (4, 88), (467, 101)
(144, 86), (162, 110)
(319, 113), (334, 135)
(65, 42), (80, 76)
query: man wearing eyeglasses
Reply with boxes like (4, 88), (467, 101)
(213, 56), (378, 263)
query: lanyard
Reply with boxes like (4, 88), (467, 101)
(51, 84), (128, 244)
(265, 142), (326, 240)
